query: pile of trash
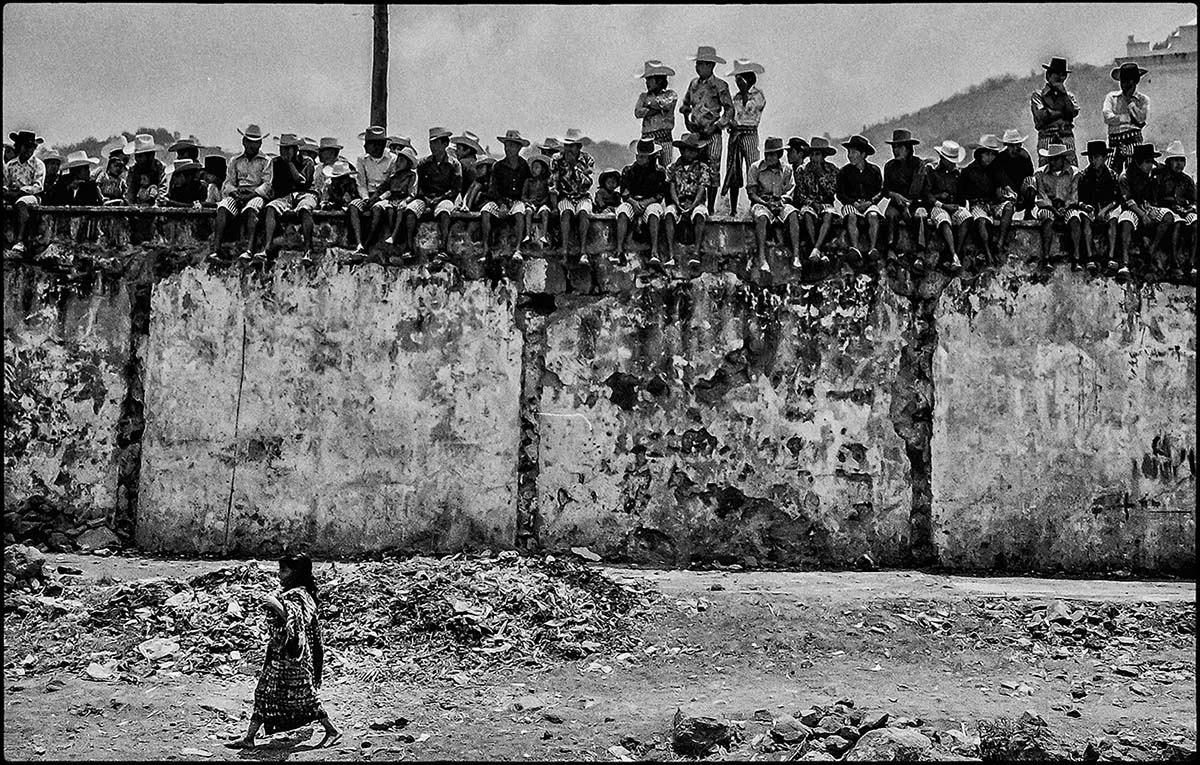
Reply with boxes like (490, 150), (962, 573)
(3, 552), (657, 684)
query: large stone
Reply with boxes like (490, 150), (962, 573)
(671, 710), (732, 757)
(844, 728), (933, 761)
(4, 544), (47, 581)
(76, 526), (120, 551)
(770, 714), (811, 744)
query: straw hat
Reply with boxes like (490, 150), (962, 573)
(1000, 128), (1028, 145)
(598, 167), (620, 186)
(169, 136), (202, 152)
(934, 140), (965, 164)
(128, 134), (162, 155)
(527, 154), (551, 171)
(673, 132), (711, 150)
(360, 126), (387, 142)
(170, 158), (203, 173)
(428, 126), (453, 141)
(319, 137), (343, 151)
(237, 124), (269, 140)
(561, 128), (591, 146)
(394, 146), (419, 168)
(63, 150), (99, 170)
(497, 129), (531, 147)
(763, 136), (785, 155)
(970, 134), (1004, 152)
(728, 59), (765, 78)
(538, 137), (562, 153)
(689, 45), (726, 64)
(1037, 142), (1072, 160)
(1163, 140), (1187, 160)
(451, 131), (483, 153)
(388, 135), (413, 149)
(322, 160), (355, 179)
(276, 133), (302, 148)
(637, 60), (675, 79)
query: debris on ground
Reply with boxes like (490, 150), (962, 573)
(3, 553), (657, 684)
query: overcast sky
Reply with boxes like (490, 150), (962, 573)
(2, 3), (1193, 153)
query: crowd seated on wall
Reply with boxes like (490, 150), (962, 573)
(3, 49), (1195, 280)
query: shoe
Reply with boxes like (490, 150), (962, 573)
(687, 255), (700, 268)
(609, 252), (623, 265)
(383, 236), (395, 246)
(809, 247), (821, 262)
(12, 242), (26, 254)
(648, 253), (662, 267)
(1085, 261), (1098, 272)
(512, 249), (524, 263)
(300, 250), (315, 266)
(539, 235), (550, 247)
(848, 247), (862, 263)
(354, 244), (367, 255)
(1116, 266), (1130, 279)
(867, 247), (880, 263)
(206, 251), (223, 264)
(792, 254), (803, 269)
(759, 259), (771, 273)
(237, 250), (253, 263)
(251, 251), (268, 264)
(948, 255), (963, 272)
(1106, 260), (1119, 272)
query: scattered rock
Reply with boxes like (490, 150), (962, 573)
(798, 707), (824, 727)
(770, 714), (809, 744)
(671, 710), (732, 757)
(570, 547), (602, 562)
(844, 728), (933, 761)
(542, 712), (565, 724)
(858, 711), (889, 733)
(368, 716), (409, 731)
(56, 565), (83, 576)
(137, 637), (180, 661)
(510, 694), (546, 712)
(1113, 665), (1140, 678)
(1066, 708), (1081, 718)
(836, 725), (862, 743)
(798, 751), (835, 761)
(823, 735), (853, 756)
(75, 527), (120, 551)
(4, 544), (47, 582)
(1019, 710), (1047, 727)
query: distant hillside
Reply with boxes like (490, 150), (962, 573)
(836, 60), (1197, 161)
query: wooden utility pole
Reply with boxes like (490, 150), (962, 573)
(371, 4), (389, 128)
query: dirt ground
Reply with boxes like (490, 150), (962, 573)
(3, 553), (1196, 761)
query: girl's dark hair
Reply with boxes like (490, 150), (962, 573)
(279, 554), (319, 603)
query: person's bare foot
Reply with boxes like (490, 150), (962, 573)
(318, 723), (343, 748)
(224, 736), (256, 749)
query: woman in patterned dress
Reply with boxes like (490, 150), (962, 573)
(225, 554), (341, 749)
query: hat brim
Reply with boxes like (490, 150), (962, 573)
(134, 145), (162, 155)
(636, 146), (661, 156)
(498, 136), (531, 147)
(1041, 64), (1073, 74)
(885, 139), (921, 146)
(65, 158), (100, 170)
(638, 69), (675, 79)
(673, 138), (711, 150)
(1084, 147), (1111, 156)
(1111, 66), (1148, 80)
(1038, 149), (1071, 159)
(690, 55), (727, 64)
(729, 65), (765, 77)
(842, 142), (875, 156)
(428, 132), (453, 141)
(936, 148), (966, 163)
(9, 133), (44, 145)
(237, 131), (268, 141)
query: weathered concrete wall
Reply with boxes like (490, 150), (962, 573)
(4, 208), (1195, 572)
(138, 264), (522, 555)
(533, 272), (914, 566)
(932, 264), (1197, 574)
(2, 264), (132, 548)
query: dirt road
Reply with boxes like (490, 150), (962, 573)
(4, 554), (1195, 761)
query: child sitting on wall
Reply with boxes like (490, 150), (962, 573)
(593, 168), (622, 214)
(522, 154), (553, 247)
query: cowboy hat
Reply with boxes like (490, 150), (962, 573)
(99, 138), (127, 159)
(427, 126), (453, 141)
(637, 60), (676, 79)
(168, 136), (202, 152)
(885, 128), (920, 146)
(807, 136), (837, 156)
(1131, 143), (1161, 161)
(299, 137), (319, 154)
(933, 140), (965, 164)
(497, 129), (531, 147)
(63, 150), (100, 170)
(673, 132), (711, 150)
(633, 138), (660, 156)
(451, 131), (483, 153)
(787, 136), (810, 152)
(841, 134), (875, 156)
(237, 124), (269, 140)
(689, 45), (726, 64)
(1037, 142), (1072, 160)
(318, 137), (343, 151)
(1082, 140), (1110, 156)
(1111, 62), (1148, 80)
(1163, 140), (1188, 160)
(561, 128), (591, 146)
(9, 129), (43, 146)
(203, 155), (228, 174)
(360, 126), (388, 142)
(322, 160), (355, 179)
(728, 59), (765, 78)
(970, 134), (1004, 152)
(1000, 128), (1028, 145)
(474, 154), (497, 168)
(128, 134), (162, 155)
(598, 167), (620, 185)
(527, 154), (551, 171)
(1042, 57), (1072, 75)
(38, 149), (63, 164)
(394, 146), (419, 167)
(276, 133), (302, 148)
(170, 158), (203, 173)
(538, 137), (562, 153)
(763, 136), (785, 154)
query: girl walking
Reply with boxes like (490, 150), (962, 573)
(225, 554), (341, 749)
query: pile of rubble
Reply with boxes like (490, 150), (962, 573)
(3, 498), (122, 554)
(614, 703), (1197, 762)
(3, 551), (657, 684)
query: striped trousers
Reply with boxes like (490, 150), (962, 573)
(1108, 129), (1143, 175)
(724, 128), (759, 190)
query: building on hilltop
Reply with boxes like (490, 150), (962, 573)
(1117, 17), (1196, 66)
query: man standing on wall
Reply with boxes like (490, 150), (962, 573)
(680, 45), (734, 214)
(1103, 62), (1150, 176)
(1030, 57), (1080, 166)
